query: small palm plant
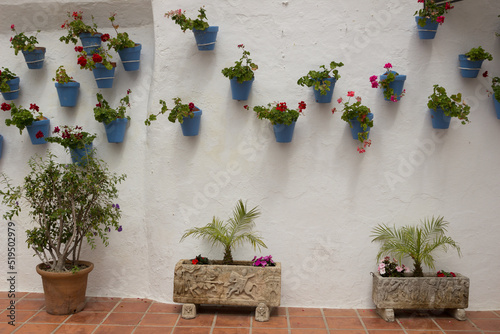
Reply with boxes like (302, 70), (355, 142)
(371, 216), (461, 277)
(180, 200), (266, 265)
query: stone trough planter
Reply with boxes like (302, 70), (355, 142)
(372, 272), (470, 322)
(173, 259), (281, 321)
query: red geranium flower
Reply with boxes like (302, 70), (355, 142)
(29, 103), (39, 111)
(1, 103), (11, 111)
(188, 102), (195, 111)
(74, 46), (83, 52)
(54, 126), (60, 133)
(77, 56), (87, 67)
(92, 53), (103, 63)
(100, 33), (110, 42)
(191, 258), (199, 265)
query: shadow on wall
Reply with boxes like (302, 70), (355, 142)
(0, 0), (153, 33)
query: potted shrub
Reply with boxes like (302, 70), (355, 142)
(427, 84), (470, 129)
(145, 97), (202, 136)
(221, 44), (258, 101)
(414, 0), (454, 39)
(0, 68), (20, 100)
(165, 7), (218, 51)
(369, 63), (406, 102)
(174, 199), (281, 322)
(10, 24), (45, 69)
(334, 92), (373, 153)
(45, 125), (97, 164)
(53, 66), (80, 107)
(458, 46), (493, 78)
(1, 102), (49, 145)
(0, 151), (126, 315)
(491, 77), (500, 119)
(60, 11), (102, 54)
(253, 101), (306, 143)
(75, 46), (116, 88)
(107, 13), (142, 71)
(370, 216), (468, 322)
(94, 89), (132, 143)
(297, 61), (344, 103)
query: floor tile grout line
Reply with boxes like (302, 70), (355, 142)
(320, 308), (330, 333)
(130, 299), (154, 333)
(354, 308), (370, 334)
(395, 318), (410, 334)
(210, 311), (218, 334)
(430, 316), (448, 334)
(90, 297), (124, 334)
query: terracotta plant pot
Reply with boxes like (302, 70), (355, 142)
(36, 261), (94, 315)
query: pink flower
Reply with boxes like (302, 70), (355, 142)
(390, 95), (397, 102)
(337, 97), (343, 104)
(436, 16), (445, 24)
(347, 91), (355, 97)
(369, 75), (378, 82)
(384, 63), (392, 69)
(379, 267), (385, 275)
(331, 107), (336, 114)
(357, 147), (366, 154)
(356, 96), (362, 102)
(10, 24), (15, 30)
(127, 89), (132, 95)
(371, 82), (379, 88)
(445, 2), (454, 10)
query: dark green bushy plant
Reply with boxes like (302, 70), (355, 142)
(297, 61), (344, 95)
(427, 84), (470, 124)
(465, 46), (493, 61)
(253, 101), (306, 125)
(221, 44), (258, 83)
(94, 90), (132, 124)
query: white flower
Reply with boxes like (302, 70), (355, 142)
(379, 267), (386, 275)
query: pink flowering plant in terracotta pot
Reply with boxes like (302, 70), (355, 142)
(414, 0), (454, 26)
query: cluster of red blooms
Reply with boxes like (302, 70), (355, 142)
(276, 102), (287, 112)
(1, 103), (11, 111)
(188, 102), (195, 111)
(54, 125), (84, 141)
(437, 270), (456, 277)
(29, 103), (39, 111)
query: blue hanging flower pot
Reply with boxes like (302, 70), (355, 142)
(415, 16), (439, 40)
(55, 82), (80, 107)
(180, 109), (202, 136)
(350, 113), (374, 140)
(230, 77), (254, 100)
(458, 55), (484, 78)
(313, 78), (336, 103)
(273, 121), (296, 143)
(192, 26), (219, 51)
(117, 43), (142, 71)
(1, 77), (20, 100)
(92, 63), (116, 88)
(22, 47), (46, 69)
(493, 94), (500, 119)
(79, 33), (102, 54)
(104, 118), (128, 143)
(26, 118), (50, 145)
(70, 143), (93, 165)
(430, 107), (451, 129)
(379, 71), (406, 101)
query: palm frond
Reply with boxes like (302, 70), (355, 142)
(232, 232), (267, 251)
(228, 199), (261, 237)
(180, 217), (229, 249)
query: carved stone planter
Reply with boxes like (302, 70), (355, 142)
(372, 272), (470, 322)
(173, 259), (281, 321)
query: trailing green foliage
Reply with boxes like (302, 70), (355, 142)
(181, 200), (266, 265)
(427, 84), (470, 124)
(3, 102), (44, 134)
(165, 7), (210, 32)
(10, 25), (40, 55)
(492, 77), (500, 103)
(253, 101), (306, 126)
(45, 125), (96, 150)
(0, 67), (17, 92)
(297, 61), (344, 95)
(107, 13), (136, 51)
(94, 90), (132, 124)
(145, 97), (196, 125)
(221, 44), (258, 83)
(52, 66), (75, 84)
(60, 11), (99, 45)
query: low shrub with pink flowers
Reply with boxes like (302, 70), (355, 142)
(414, 0), (454, 26)
(369, 63), (406, 102)
(378, 256), (410, 277)
(252, 255), (276, 267)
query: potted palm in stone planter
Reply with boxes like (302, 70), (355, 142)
(2, 102), (50, 145)
(334, 91), (373, 153)
(370, 216), (468, 322)
(94, 89), (132, 143)
(165, 7), (218, 51)
(253, 101), (306, 143)
(145, 97), (202, 136)
(0, 151), (126, 315)
(76, 46), (116, 88)
(458, 46), (493, 78)
(46, 125), (96, 164)
(10, 24), (45, 69)
(414, 0), (454, 39)
(60, 11), (102, 54)
(369, 63), (406, 102)
(174, 199), (281, 322)
(221, 44), (258, 101)
(297, 61), (344, 103)
(427, 84), (470, 129)
(107, 13), (142, 71)
(53, 66), (80, 107)
(1, 68), (20, 101)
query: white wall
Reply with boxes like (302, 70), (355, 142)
(1, 0), (499, 310)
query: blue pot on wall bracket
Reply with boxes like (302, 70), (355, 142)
(55, 81), (80, 107)
(104, 118), (128, 143)
(117, 43), (142, 71)
(230, 77), (253, 100)
(415, 16), (439, 39)
(493, 94), (500, 119)
(458, 55), (483, 78)
(70, 143), (93, 165)
(349, 113), (374, 140)
(92, 63), (116, 88)
(180, 109), (202, 136)
(273, 121), (296, 143)
(79, 33), (102, 54)
(26, 118), (50, 145)
(430, 107), (451, 129)
(379, 71), (406, 101)
(22, 47), (46, 69)
(1, 77), (20, 100)
(192, 26), (219, 51)
(313, 78), (336, 103)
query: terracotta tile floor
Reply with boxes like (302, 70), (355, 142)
(1, 293), (499, 334)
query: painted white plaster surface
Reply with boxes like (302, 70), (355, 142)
(0, 0), (500, 310)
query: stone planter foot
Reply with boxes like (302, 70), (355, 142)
(181, 303), (197, 319)
(376, 307), (395, 322)
(255, 303), (270, 322)
(448, 308), (466, 321)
